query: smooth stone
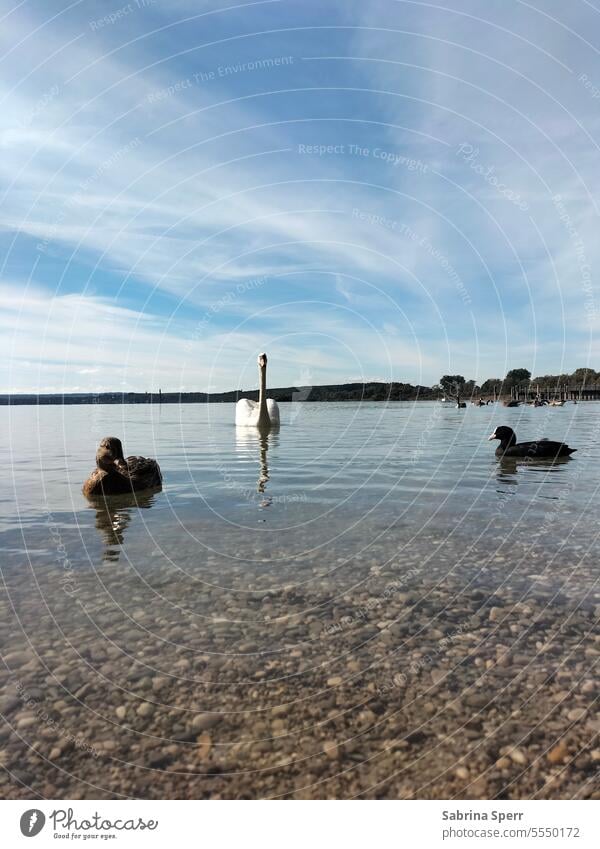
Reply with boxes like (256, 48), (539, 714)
(567, 707), (587, 722)
(547, 741), (568, 764)
(136, 703), (154, 718)
(430, 669), (446, 685)
(509, 748), (527, 765)
(115, 706), (127, 720)
(0, 697), (20, 715)
(323, 740), (339, 759)
(191, 713), (221, 731)
(197, 733), (212, 759)
(3, 651), (34, 667)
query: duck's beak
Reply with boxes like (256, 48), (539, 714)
(488, 432), (497, 441)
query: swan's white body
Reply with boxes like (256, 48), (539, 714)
(235, 396), (280, 427)
(235, 353), (280, 428)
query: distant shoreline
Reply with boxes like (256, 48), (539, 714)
(1, 383), (441, 406)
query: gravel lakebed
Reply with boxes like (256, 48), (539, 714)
(0, 525), (598, 799)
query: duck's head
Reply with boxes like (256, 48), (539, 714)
(96, 437), (127, 472)
(258, 352), (267, 369)
(488, 426), (516, 447)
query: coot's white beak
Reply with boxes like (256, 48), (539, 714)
(488, 432), (497, 441)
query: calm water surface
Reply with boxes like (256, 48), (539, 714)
(1, 401), (598, 571)
(2, 401), (598, 800)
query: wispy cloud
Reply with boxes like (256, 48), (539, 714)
(2, 0), (599, 391)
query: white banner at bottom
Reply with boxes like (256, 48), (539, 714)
(0, 799), (597, 848)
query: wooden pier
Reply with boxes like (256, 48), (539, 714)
(513, 383), (600, 402)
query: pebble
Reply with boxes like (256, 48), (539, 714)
(3, 651), (33, 667)
(327, 676), (343, 687)
(191, 713), (221, 731)
(509, 748), (527, 766)
(0, 697), (20, 715)
(197, 733), (212, 759)
(323, 740), (339, 759)
(115, 706), (127, 720)
(136, 703), (154, 718)
(567, 707), (587, 722)
(547, 741), (568, 764)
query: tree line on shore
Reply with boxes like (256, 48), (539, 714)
(3, 368), (599, 405)
(439, 367), (600, 401)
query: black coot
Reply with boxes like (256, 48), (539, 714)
(488, 426), (576, 459)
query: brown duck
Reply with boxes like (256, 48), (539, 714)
(83, 437), (162, 497)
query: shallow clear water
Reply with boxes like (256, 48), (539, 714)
(1, 401), (598, 800)
(1, 400), (598, 572)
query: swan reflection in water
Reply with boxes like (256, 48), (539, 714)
(86, 490), (159, 561)
(235, 427), (279, 506)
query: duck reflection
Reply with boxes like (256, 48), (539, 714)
(87, 490), (158, 561)
(235, 427), (279, 503)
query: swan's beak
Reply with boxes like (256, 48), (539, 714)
(488, 432), (497, 441)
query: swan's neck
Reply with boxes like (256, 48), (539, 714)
(257, 365), (270, 427)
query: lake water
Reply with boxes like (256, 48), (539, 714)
(2, 400), (598, 561)
(1, 402), (598, 799)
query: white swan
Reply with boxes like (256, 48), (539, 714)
(235, 353), (280, 428)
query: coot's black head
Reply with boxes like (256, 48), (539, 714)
(488, 426), (516, 447)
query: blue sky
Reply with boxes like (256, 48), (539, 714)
(1, 0), (599, 393)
